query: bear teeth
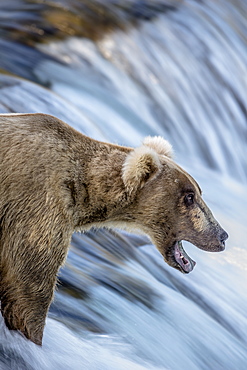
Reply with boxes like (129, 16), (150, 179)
(174, 241), (196, 272)
(179, 252), (188, 264)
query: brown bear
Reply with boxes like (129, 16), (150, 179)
(0, 113), (228, 345)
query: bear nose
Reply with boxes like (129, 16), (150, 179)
(219, 230), (228, 247)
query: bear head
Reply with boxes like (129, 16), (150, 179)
(121, 136), (228, 273)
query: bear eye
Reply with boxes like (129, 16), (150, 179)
(184, 193), (194, 206)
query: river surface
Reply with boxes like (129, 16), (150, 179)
(0, 0), (246, 369)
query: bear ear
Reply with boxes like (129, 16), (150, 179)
(143, 136), (173, 159)
(122, 146), (161, 194)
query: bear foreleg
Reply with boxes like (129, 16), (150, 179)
(0, 226), (71, 345)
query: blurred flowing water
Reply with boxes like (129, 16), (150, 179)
(0, 0), (247, 369)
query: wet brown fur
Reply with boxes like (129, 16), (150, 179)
(0, 113), (227, 345)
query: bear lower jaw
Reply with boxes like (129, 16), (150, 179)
(173, 241), (196, 273)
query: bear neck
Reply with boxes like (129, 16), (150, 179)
(73, 141), (132, 229)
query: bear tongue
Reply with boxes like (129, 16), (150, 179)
(174, 241), (196, 273)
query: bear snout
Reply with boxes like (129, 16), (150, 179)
(190, 226), (228, 252)
(208, 228), (228, 252)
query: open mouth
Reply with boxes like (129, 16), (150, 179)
(173, 241), (196, 273)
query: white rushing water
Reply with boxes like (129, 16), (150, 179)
(0, 0), (246, 369)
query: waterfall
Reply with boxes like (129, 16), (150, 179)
(0, 0), (246, 369)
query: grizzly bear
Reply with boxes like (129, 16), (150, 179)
(0, 113), (228, 345)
